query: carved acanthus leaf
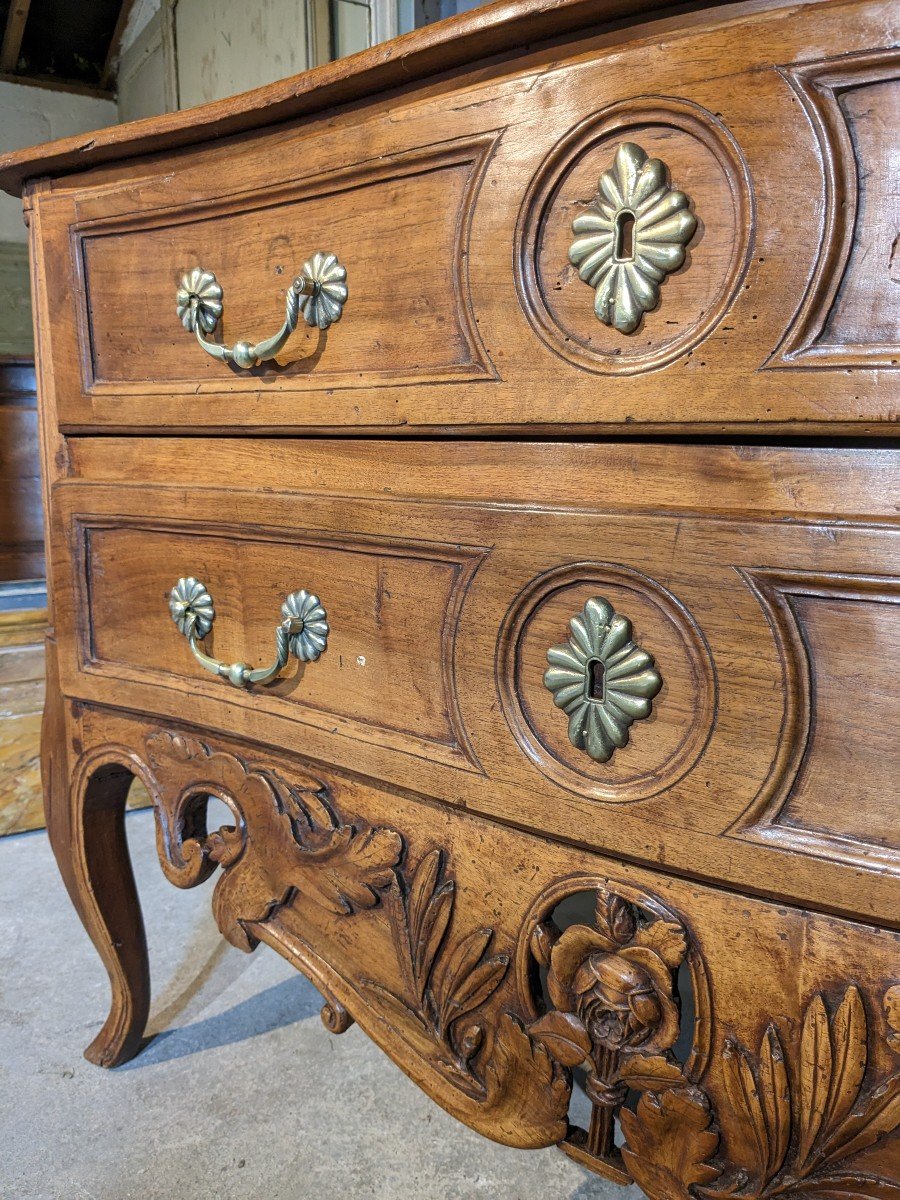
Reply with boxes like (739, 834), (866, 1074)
(620, 1087), (722, 1200)
(480, 1013), (571, 1148)
(272, 776), (401, 915)
(142, 731), (570, 1144)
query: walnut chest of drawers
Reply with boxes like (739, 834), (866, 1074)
(2, 0), (898, 1190)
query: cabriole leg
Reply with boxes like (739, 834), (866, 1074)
(42, 663), (150, 1067)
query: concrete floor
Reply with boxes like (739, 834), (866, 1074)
(0, 809), (645, 1200)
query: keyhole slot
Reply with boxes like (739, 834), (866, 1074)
(614, 210), (636, 262)
(587, 659), (606, 703)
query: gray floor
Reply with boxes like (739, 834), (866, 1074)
(0, 810), (644, 1200)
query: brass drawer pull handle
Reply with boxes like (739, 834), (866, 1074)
(176, 251), (348, 369)
(168, 577), (329, 687)
(543, 595), (662, 762)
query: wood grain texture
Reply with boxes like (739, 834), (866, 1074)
(15, 0), (900, 1189)
(0, 0), (32, 74)
(18, 0), (900, 434)
(56, 709), (900, 1192)
(76, 135), (497, 391)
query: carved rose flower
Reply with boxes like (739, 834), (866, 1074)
(551, 924), (681, 1053)
(531, 902), (687, 1069)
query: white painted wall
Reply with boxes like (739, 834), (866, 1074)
(117, 0), (377, 121)
(0, 81), (117, 243)
(121, 0), (163, 50)
(117, 5), (172, 124)
(174, 0), (313, 109)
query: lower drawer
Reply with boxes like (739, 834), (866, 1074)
(53, 440), (900, 922)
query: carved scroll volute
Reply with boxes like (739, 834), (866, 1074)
(146, 732), (246, 894)
(144, 731), (404, 952)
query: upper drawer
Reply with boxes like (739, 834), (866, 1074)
(31, 0), (899, 434)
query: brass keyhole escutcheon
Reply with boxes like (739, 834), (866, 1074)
(568, 142), (697, 333)
(544, 596), (662, 763)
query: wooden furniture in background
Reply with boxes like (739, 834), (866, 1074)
(0, 594), (149, 834)
(0, 358), (42, 581)
(0, 358), (147, 835)
(0, 600), (44, 834)
(1, 0), (897, 1191)
(0, 358), (47, 835)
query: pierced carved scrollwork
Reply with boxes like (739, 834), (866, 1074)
(522, 883), (900, 1198)
(145, 731), (402, 949)
(137, 731), (899, 1188)
(140, 730), (570, 1147)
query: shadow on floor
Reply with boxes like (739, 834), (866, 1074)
(120, 974), (324, 1069)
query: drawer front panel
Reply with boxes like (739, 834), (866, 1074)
(77, 139), (494, 392)
(52, 444), (900, 921)
(35, 0), (898, 433)
(74, 517), (483, 771)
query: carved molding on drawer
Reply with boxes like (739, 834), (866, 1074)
(68, 723), (900, 1193)
(70, 132), (502, 395)
(497, 561), (716, 801)
(516, 97), (753, 375)
(731, 568), (900, 873)
(767, 49), (900, 370)
(71, 514), (487, 774)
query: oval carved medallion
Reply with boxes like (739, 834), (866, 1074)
(497, 562), (716, 802)
(516, 97), (753, 375)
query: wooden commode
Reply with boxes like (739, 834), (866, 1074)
(1, 0), (898, 1190)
